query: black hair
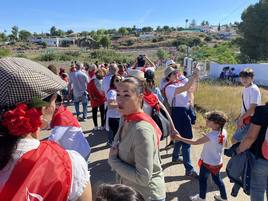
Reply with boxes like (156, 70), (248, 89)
(110, 74), (117, 89)
(137, 55), (145, 67)
(239, 68), (254, 78)
(0, 125), (21, 170)
(95, 184), (145, 201)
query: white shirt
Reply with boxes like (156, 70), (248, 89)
(106, 89), (121, 119)
(200, 129), (227, 166)
(49, 126), (91, 160)
(241, 84), (261, 114)
(0, 138), (90, 201)
(101, 74), (113, 96)
(165, 82), (189, 107)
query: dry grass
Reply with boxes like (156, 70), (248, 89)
(194, 80), (268, 142)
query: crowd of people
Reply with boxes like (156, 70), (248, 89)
(0, 55), (267, 201)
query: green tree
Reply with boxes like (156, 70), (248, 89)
(239, 0), (268, 61)
(99, 35), (111, 48)
(157, 48), (170, 60)
(66, 29), (74, 35)
(50, 26), (57, 36)
(0, 33), (7, 42)
(11, 26), (19, 41)
(142, 26), (153, 32)
(163, 26), (171, 32)
(118, 27), (128, 35)
(19, 30), (32, 41)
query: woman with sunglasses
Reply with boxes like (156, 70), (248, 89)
(106, 75), (122, 146)
(108, 77), (166, 201)
(164, 66), (199, 178)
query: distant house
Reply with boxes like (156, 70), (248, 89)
(29, 37), (77, 47)
(29, 35), (95, 48)
(139, 32), (156, 40)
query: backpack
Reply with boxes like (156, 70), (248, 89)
(151, 105), (170, 140)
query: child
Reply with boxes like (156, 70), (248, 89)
(172, 111), (228, 201)
(231, 68), (261, 144)
(95, 184), (145, 201)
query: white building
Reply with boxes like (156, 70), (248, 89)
(30, 37), (76, 47)
(139, 32), (156, 40)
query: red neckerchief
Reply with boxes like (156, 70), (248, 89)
(143, 90), (160, 111)
(0, 141), (72, 201)
(88, 70), (95, 78)
(50, 105), (80, 128)
(218, 132), (225, 145)
(124, 112), (162, 147)
(198, 159), (223, 175)
(163, 79), (181, 97)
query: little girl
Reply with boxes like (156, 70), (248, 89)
(173, 111), (228, 201)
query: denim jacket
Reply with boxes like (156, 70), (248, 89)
(225, 145), (255, 197)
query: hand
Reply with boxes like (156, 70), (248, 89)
(109, 147), (118, 158)
(41, 94), (57, 129)
(237, 118), (244, 128)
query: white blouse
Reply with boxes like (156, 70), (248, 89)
(0, 138), (90, 201)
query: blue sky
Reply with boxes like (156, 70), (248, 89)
(0, 0), (259, 33)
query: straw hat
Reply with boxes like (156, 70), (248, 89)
(164, 66), (178, 78)
(127, 69), (145, 81)
(0, 57), (66, 108)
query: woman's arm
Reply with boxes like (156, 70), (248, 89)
(107, 100), (118, 109)
(237, 124), (261, 153)
(158, 101), (177, 133)
(174, 74), (198, 95)
(145, 56), (156, 68)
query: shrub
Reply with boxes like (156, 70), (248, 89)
(0, 48), (11, 58)
(89, 49), (134, 63)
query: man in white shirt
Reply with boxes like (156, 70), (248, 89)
(232, 68), (261, 143)
(69, 62), (89, 121)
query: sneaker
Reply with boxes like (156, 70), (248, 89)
(186, 170), (199, 179)
(77, 117), (85, 122)
(172, 157), (183, 164)
(189, 194), (205, 201)
(214, 194), (227, 201)
(166, 141), (174, 149)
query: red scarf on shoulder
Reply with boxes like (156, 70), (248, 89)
(143, 90), (160, 111)
(0, 141), (72, 201)
(50, 105), (80, 128)
(124, 112), (162, 147)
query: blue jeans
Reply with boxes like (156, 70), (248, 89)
(172, 141), (194, 173)
(199, 164), (227, 199)
(251, 158), (268, 201)
(171, 107), (194, 173)
(108, 118), (120, 144)
(232, 124), (250, 142)
(74, 94), (88, 119)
